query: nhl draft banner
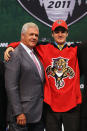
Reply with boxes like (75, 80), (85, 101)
(17, 0), (87, 26)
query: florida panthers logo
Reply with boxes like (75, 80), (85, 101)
(46, 57), (75, 89)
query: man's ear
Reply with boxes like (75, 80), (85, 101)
(66, 32), (68, 37)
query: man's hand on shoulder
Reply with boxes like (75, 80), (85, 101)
(4, 47), (14, 61)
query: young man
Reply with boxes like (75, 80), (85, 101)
(4, 19), (82, 131)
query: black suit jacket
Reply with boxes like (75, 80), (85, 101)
(0, 60), (7, 126)
(78, 41), (87, 117)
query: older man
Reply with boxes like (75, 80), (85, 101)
(5, 22), (45, 131)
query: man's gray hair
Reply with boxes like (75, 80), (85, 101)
(21, 22), (39, 34)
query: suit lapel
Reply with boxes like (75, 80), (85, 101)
(18, 44), (44, 82)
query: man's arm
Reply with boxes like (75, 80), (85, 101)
(4, 42), (20, 61)
(8, 41), (20, 48)
(4, 41), (49, 61)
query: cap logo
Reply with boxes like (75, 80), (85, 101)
(57, 20), (62, 24)
(17, 0), (87, 27)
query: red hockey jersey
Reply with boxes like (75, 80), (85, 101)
(8, 42), (82, 112)
(36, 43), (82, 112)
